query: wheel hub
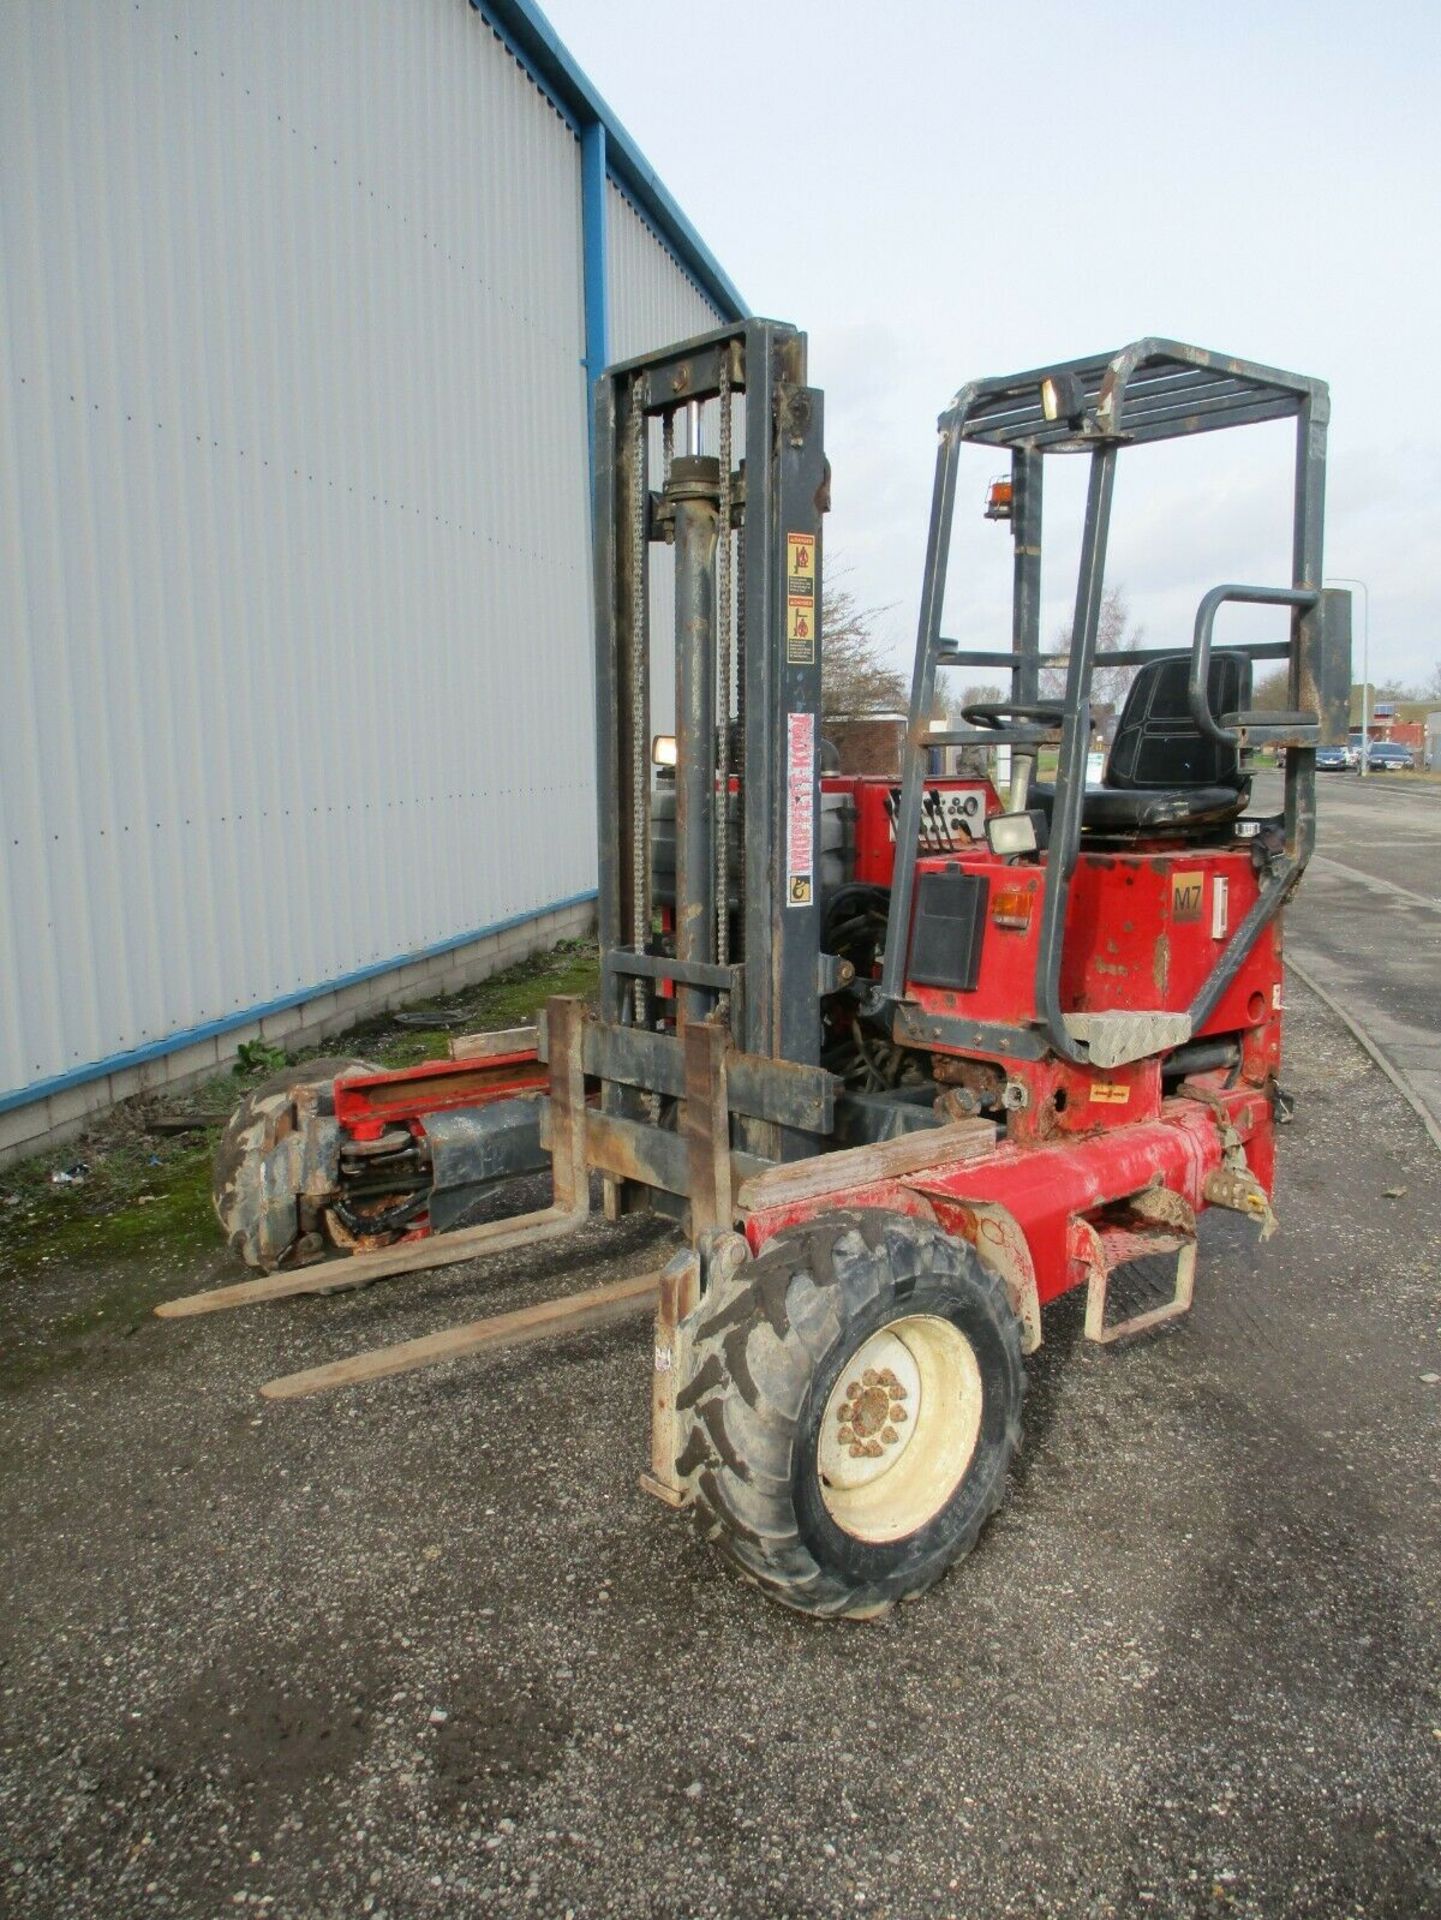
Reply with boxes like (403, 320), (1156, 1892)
(836, 1369), (909, 1454)
(817, 1315), (984, 1544)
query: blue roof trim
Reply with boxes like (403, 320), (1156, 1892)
(580, 118), (609, 425)
(0, 890), (599, 1117)
(469, 0), (746, 321)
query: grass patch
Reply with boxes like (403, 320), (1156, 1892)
(0, 1131), (221, 1282)
(352, 940), (600, 1069)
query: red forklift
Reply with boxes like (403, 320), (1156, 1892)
(166, 327), (1349, 1619)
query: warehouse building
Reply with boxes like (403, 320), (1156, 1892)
(0, 0), (744, 1161)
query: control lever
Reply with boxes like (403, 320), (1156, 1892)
(920, 790), (944, 853)
(924, 789), (956, 853)
(883, 788), (900, 845)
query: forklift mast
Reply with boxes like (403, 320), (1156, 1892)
(591, 320), (830, 1176)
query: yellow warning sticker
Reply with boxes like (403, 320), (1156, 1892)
(1090, 1081), (1130, 1105)
(786, 531), (816, 664)
(1171, 870), (1204, 922)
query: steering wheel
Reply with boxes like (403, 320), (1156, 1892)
(961, 702), (1065, 732)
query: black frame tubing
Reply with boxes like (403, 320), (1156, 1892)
(878, 341), (1345, 1067)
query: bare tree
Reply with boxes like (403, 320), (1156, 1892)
(947, 681), (1004, 725)
(821, 580), (907, 721)
(1347, 676), (1429, 711)
(1253, 665), (1291, 710)
(1043, 586), (1143, 718)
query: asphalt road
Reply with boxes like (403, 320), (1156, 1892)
(3, 980), (1440, 1919)
(1256, 771), (1441, 1144)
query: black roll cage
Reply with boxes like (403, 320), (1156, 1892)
(878, 338), (1352, 1068)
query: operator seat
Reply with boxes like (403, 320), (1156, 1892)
(1035, 650), (1252, 834)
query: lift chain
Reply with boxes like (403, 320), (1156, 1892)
(735, 504), (746, 931)
(629, 375), (648, 1023)
(716, 354), (733, 966)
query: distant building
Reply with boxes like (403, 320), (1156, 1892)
(827, 715), (909, 776)
(1348, 693), (1428, 752)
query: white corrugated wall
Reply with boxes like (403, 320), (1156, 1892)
(0, 1), (728, 1112)
(604, 181), (725, 734)
(605, 182), (721, 367)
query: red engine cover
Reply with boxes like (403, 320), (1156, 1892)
(904, 844), (1276, 1033)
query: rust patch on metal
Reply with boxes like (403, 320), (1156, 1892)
(1153, 933), (1170, 995)
(847, 1383), (891, 1438)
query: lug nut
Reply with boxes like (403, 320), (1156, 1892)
(890, 1405), (908, 1423)
(881, 1426), (897, 1446)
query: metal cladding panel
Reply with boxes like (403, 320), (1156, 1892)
(0, 0), (604, 1101)
(604, 181), (724, 366)
(604, 181), (724, 735)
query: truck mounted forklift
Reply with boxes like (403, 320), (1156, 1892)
(162, 326), (1350, 1619)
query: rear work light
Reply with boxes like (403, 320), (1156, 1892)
(985, 811), (1040, 857)
(1039, 370), (1086, 426)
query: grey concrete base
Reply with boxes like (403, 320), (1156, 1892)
(0, 900), (595, 1170)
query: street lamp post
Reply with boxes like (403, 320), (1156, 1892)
(1325, 575), (1370, 777)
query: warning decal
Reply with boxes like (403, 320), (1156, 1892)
(786, 531), (816, 665)
(1090, 1081), (1130, 1105)
(786, 710), (815, 906)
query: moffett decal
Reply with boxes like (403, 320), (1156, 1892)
(1171, 870), (1204, 922)
(786, 531), (816, 665)
(1090, 1081), (1130, 1105)
(786, 711), (815, 905)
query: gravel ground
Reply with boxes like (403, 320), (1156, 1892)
(2, 978), (1439, 1919)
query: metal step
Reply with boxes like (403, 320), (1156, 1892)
(1071, 1190), (1199, 1344)
(1063, 1010), (1193, 1068)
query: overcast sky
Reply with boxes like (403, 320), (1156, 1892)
(546, 0), (1440, 696)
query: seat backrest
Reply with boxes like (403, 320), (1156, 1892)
(1104, 650), (1252, 792)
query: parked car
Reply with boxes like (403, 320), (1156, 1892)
(1316, 745), (1349, 771)
(1363, 742), (1415, 771)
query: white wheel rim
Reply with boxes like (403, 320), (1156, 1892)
(817, 1315), (984, 1544)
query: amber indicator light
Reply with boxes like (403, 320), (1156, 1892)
(992, 887), (1033, 930)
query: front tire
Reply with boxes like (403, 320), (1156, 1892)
(676, 1209), (1024, 1618)
(213, 1056), (377, 1269)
